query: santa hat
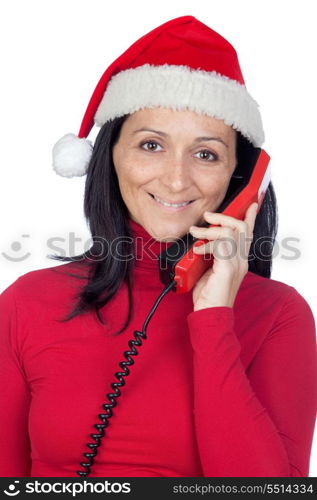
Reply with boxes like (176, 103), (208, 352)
(52, 15), (264, 178)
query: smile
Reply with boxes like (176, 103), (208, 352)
(148, 193), (195, 210)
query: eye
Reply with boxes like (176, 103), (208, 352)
(140, 141), (219, 162)
(194, 150), (219, 162)
(140, 140), (163, 152)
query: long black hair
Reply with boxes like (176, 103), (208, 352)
(49, 114), (278, 334)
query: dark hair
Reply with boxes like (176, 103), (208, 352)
(49, 114), (278, 334)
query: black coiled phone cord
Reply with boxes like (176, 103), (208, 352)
(76, 279), (177, 477)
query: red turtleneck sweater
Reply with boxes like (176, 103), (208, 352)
(0, 218), (316, 477)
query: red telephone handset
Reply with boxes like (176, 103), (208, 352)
(158, 148), (271, 293)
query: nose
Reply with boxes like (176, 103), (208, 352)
(161, 159), (192, 192)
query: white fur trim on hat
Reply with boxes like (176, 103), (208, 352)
(94, 63), (265, 147)
(52, 133), (93, 178)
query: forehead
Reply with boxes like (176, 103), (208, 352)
(121, 107), (236, 139)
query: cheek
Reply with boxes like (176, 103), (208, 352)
(198, 173), (230, 199)
(115, 153), (155, 188)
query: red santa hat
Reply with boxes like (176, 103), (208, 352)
(52, 15), (265, 178)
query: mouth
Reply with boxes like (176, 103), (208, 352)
(148, 192), (195, 211)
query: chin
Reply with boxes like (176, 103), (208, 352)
(149, 222), (189, 242)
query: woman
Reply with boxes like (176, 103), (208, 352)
(0, 15), (316, 478)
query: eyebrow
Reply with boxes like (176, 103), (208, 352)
(131, 127), (229, 148)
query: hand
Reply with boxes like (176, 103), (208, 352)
(189, 202), (258, 311)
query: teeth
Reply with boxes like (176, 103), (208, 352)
(153, 195), (191, 208)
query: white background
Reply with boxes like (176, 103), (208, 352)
(0, 0), (316, 476)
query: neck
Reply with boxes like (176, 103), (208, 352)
(128, 217), (175, 270)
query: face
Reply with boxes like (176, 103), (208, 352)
(112, 107), (237, 241)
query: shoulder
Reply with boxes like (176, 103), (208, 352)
(242, 270), (305, 302)
(0, 260), (91, 310)
(242, 271), (315, 332)
(242, 270), (293, 296)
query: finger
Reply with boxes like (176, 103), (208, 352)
(189, 225), (234, 240)
(192, 239), (215, 255)
(244, 202), (258, 233)
(203, 211), (247, 233)
(193, 237), (238, 261)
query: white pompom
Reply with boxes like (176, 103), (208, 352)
(52, 133), (93, 178)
